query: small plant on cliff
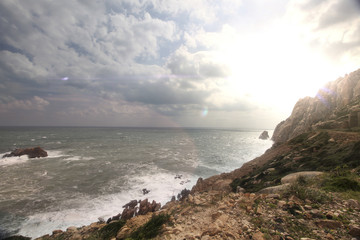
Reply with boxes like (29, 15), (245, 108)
(282, 178), (331, 204)
(230, 178), (242, 192)
(127, 213), (170, 240)
(87, 220), (126, 240)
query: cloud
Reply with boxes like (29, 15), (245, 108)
(0, 96), (49, 112)
(166, 46), (230, 79)
(286, 0), (360, 64)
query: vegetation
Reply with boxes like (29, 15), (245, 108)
(230, 130), (360, 193)
(126, 214), (170, 240)
(88, 220), (126, 240)
(282, 178), (331, 204)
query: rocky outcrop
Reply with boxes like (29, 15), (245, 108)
(259, 130), (269, 140)
(111, 198), (161, 222)
(2, 147), (48, 158)
(272, 69), (360, 143)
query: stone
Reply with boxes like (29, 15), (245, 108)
(346, 199), (360, 209)
(281, 171), (323, 184)
(66, 226), (78, 232)
(142, 188), (150, 195)
(121, 207), (136, 220)
(252, 231), (265, 240)
(52, 230), (63, 235)
(122, 200), (138, 209)
(3, 146), (48, 158)
(266, 193), (280, 199)
(349, 225), (360, 238)
(259, 131), (270, 140)
(257, 184), (290, 194)
(236, 186), (245, 193)
(137, 199), (161, 216)
(315, 220), (342, 229)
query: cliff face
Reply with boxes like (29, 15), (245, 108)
(272, 68), (360, 143)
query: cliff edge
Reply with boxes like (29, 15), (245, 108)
(272, 69), (360, 143)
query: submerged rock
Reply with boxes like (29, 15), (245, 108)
(2, 147), (48, 158)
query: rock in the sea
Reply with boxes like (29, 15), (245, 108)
(2, 147), (48, 158)
(259, 131), (269, 140)
(142, 188), (150, 195)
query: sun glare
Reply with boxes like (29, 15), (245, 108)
(216, 26), (347, 113)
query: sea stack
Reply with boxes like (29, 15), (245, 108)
(259, 131), (269, 140)
(2, 147), (48, 158)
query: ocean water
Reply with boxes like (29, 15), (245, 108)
(0, 127), (273, 239)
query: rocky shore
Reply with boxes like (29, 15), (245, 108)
(5, 69), (360, 240)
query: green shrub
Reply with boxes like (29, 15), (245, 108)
(230, 178), (242, 192)
(127, 214), (170, 240)
(282, 183), (331, 203)
(88, 220), (126, 240)
(323, 177), (360, 192)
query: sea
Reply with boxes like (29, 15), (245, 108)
(0, 127), (273, 239)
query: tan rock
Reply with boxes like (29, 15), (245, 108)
(315, 220), (342, 229)
(66, 226), (78, 232)
(258, 184), (290, 194)
(281, 171), (323, 184)
(346, 199), (360, 209)
(52, 230), (62, 235)
(349, 224), (360, 238)
(252, 231), (265, 240)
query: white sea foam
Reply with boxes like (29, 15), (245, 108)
(0, 153), (29, 166)
(63, 156), (95, 161)
(17, 165), (195, 239)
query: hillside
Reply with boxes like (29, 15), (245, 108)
(272, 69), (360, 143)
(5, 70), (360, 240)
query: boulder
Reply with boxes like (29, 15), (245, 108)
(2, 147), (48, 158)
(315, 220), (342, 229)
(122, 200), (138, 209)
(281, 171), (323, 184)
(259, 131), (269, 140)
(349, 225), (360, 238)
(137, 199), (161, 215)
(121, 207), (136, 220)
(257, 184), (290, 194)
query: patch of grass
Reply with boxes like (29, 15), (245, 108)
(127, 214), (170, 240)
(88, 220), (126, 240)
(282, 182), (331, 204)
(230, 178), (242, 192)
(323, 177), (360, 192)
(289, 132), (311, 145)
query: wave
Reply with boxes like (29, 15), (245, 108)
(17, 165), (195, 239)
(0, 150), (67, 167)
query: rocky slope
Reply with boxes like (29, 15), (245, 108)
(5, 70), (360, 240)
(272, 68), (360, 143)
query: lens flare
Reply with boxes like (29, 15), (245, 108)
(61, 77), (69, 81)
(201, 107), (208, 117)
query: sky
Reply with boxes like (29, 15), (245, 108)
(0, 0), (359, 129)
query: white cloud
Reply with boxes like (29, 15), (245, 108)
(285, 0), (360, 67)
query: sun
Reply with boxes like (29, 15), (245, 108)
(216, 29), (344, 113)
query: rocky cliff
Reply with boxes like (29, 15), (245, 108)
(272, 69), (360, 143)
